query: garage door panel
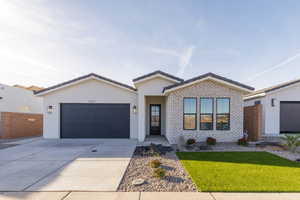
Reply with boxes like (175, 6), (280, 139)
(280, 101), (300, 133)
(61, 103), (130, 138)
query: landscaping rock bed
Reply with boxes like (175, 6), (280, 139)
(118, 144), (197, 192)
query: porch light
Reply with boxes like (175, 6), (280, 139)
(271, 98), (276, 107)
(47, 105), (54, 113)
(133, 105), (137, 113)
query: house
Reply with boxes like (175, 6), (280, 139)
(244, 78), (300, 137)
(35, 71), (254, 143)
(0, 83), (43, 139)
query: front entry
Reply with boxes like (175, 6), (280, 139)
(150, 104), (161, 135)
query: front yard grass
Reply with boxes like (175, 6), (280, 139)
(177, 152), (300, 192)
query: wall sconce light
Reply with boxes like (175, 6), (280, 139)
(133, 105), (137, 113)
(47, 105), (54, 113)
(271, 98), (276, 107)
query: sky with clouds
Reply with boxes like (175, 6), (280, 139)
(1, 0), (300, 90)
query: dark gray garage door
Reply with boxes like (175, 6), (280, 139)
(60, 103), (130, 138)
(280, 101), (300, 133)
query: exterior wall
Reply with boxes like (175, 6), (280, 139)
(166, 80), (244, 144)
(42, 79), (138, 139)
(145, 96), (166, 136)
(263, 83), (300, 136)
(135, 77), (177, 141)
(0, 112), (43, 139)
(0, 83), (43, 114)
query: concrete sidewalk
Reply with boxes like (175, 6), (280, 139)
(1, 192), (300, 200)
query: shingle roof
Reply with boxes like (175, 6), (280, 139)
(35, 73), (137, 95)
(133, 70), (184, 83)
(163, 72), (254, 92)
(245, 77), (300, 99)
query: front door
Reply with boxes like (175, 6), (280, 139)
(150, 104), (161, 135)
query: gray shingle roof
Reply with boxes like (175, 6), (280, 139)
(163, 72), (254, 92)
(133, 70), (184, 82)
(35, 73), (136, 95)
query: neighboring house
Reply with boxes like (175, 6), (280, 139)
(244, 78), (300, 137)
(35, 71), (254, 143)
(0, 83), (43, 139)
(0, 83), (43, 113)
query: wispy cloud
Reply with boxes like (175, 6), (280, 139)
(246, 51), (300, 83)
(177, 46), (195, 77)
(149, 46), (195, 77)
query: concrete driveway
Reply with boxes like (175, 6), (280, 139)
(0, 138), (136, 192)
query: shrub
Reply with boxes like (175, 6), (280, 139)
(206, 137), (216, 145)
(153, 168), (166, 178)
(237, 138), (248, 146)
(149, 159), (161, 168)
(281, 134), (300, 153)
(186, 138), (196, 145)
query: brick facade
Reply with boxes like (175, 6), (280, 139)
(0, 112), (43, 139)
(165, 80), (244, 144)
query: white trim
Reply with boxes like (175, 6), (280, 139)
(36, 75), (137, 96)
(243, 93), (266, 101)
(163, 76), (253, 94)
(133, 74), (181, 85)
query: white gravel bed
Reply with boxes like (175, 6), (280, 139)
(118, 149), (197, 192)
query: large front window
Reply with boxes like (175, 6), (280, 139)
(183, 98), (197, 130)
(216, 98), (230, 130)
(200, 98), (213, 130)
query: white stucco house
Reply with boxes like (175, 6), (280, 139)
(35, 71), (254, 144)
(244, 78), (300, 137)
(0, 83), (43, 114)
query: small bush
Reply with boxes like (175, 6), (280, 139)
(281, 134), (300, 153)
(237, 138), (248, 146)
(206, 137), (216, 145)
(153, 168), (166, 178)
(149, 159), (161, 168)
(186, 138), (196, 145)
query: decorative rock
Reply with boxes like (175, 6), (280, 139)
(91, 149), (97, 152)
(132, 178), (145, 186)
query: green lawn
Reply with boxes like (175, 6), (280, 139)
(177, 152), (300, 192)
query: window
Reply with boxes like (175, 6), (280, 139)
(183, 98), (197, 130)
(254, 100), (261, 105)
(216, 98), (230, 130)
(200, 98), (213, 130)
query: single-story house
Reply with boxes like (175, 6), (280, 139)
(244, 78), (300, 137)
(35, 71), (254, 144)
(0, 83), (43, 139)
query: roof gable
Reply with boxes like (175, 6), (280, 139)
(35, 73), (136, 96)
(163, 72), (254, 94)
(133, 70), (183, 84)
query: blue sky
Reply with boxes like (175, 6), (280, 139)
(1, 0), (300, 90)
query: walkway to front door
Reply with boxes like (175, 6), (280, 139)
(150, 104), (161, 135)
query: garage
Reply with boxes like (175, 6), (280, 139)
(60, 103), (130, 138)
(280, 101), (300, 133)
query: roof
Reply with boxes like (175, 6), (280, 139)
(133, 70), (184, 83)
(163, 72), (255, 93)
(14, 85), (44, 92)
(244, 77), (300, 100)
(35, 73), (137, 95)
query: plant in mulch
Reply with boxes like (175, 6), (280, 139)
(153, 168), (166, 178)
(281, 134), (300, 153)
(186, 138), (196, 145)
(149, 159), (161, 168)
(237, 137), (248, 146)
(206, 137), (216, 145)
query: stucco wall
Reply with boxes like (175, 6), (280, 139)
(166, 80), (244, 144)
(264, 83), (300, 136)
(0, 84), (42, 114)
(135, 77), (177, 141)
(42, 79), (138, 139)
(244, 83), (300, 136)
